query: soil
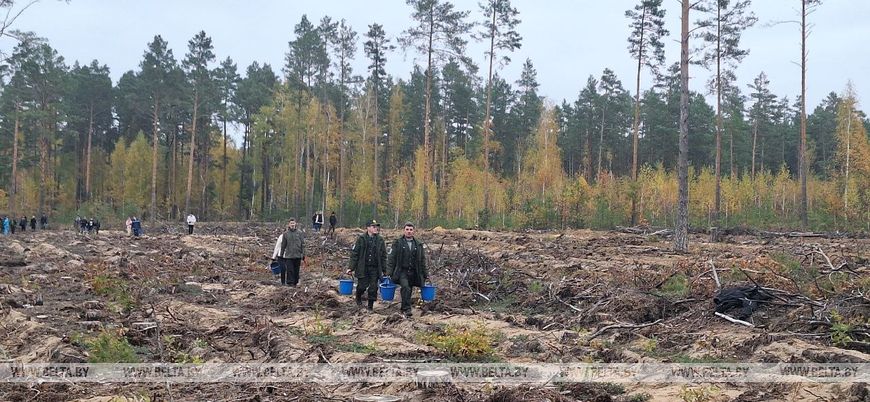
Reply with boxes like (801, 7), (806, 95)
(1, 223), (868, 401)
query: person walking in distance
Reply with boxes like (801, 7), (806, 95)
(387, 222), (428, 317)
(312, 211), (324, 232)
(347, 220), (387, 312)
(328, 211), (337, 235)
(272, 218), (305, 286)
(186, 213), (197, 235)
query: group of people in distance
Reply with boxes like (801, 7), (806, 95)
(311, 210), (337, 234)
(74, 216), (101, 235)
(1, 214), (47, 235)
(272, 218), (428, 318)
(124, 216), (143, 236)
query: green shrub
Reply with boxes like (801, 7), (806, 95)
(658, 273), (689, 299)
(337, 342), (378, 354)
(830, 310), (854, 347)
(528, 280), (545, 294)
(419, 324), (500, 362)
(91, 274), (136, 311)
(87, 331), (138, 363)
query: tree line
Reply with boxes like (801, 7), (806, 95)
(1, 0), (869, 239)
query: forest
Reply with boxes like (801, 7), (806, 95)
(1, 0), (869, 233)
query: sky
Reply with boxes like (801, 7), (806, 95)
(2, 0), (868, 123)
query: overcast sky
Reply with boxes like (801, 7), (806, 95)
(2, 0), (868, 114)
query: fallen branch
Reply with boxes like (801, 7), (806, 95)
(554, 295), (583, 313)
(715, 312), (754, 327)
(708, 259), (721, 290)
(586, 319), (663, 341)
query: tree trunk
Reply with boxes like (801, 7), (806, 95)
(799, 0), (809, 227)
(170, 123), (178, 219)
(200, 128), (210, 220)
(751, 119), (758, 177)
(583, 128), (592, 183)
(240, 120), (248, 217)
(261, 139), (268, 214)
(293, 137), (300, 218)
(714, 9), (722, 232)
(730, 126), (735, 179)
(339, 123), (345, 225)
(844, 106), (851, 210)
(596, 105), (607, 180)
(9, 105), (20, 217)
(222, 116), (228, 215)
(421, 5), (435, 226)
(675, 0), (690, 253)
(151, 94), (160, 222)
(185, 91), (199, 216)
(85, 103), (94, 201)
(305, 128), (312, 220)
(630, 5), (646, 226)
(38, 133), (48, 218)
(482, 6), (496, 212)
(373, 84), (380, 218)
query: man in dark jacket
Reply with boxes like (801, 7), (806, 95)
(387, 222), (428, 317)
(19, 216), (26, 232)
(347, 219), (387, 311)
(30, 216), (36, 230)
(272, 218), (305, 286)
(328, 212), (337, 235)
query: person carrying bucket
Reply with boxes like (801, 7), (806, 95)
(272, 218), (305, 286)
(347, 219), (387, 312)
(387, 222), (428, 318)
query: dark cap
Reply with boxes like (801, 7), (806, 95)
(365, 219), (381, 227)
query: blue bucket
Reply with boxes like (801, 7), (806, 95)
(380, 284), (397, 301)
(421, 284), (436, 301)
(269, 261), (282, 275)
(338, 279), (354, 295)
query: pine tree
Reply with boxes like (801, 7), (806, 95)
(400, 0), (472, 225)
(625, 0), (667, 225)
(675, 0), (693, 253)
(182, 31), (216, 218)
(67, 61), (112, 204)
(799, 0), (823, 227)
(235, 62), (277, 218)
(747, 73), (774, 177)
(697, 0), (756, 232)
(214, 57), (239, 216)
(835, 84), (870, 215)
(140, 35), (181, 221)
(475, 0), (521, 217)
(510, 59), (542, 177)
(5, 38), (67, 217)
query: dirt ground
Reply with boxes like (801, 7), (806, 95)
(1, 223), (868, 402)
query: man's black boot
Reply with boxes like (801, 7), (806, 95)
(367, 300), (374, 312)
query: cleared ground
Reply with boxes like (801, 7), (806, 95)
(1, 223), (868, 401)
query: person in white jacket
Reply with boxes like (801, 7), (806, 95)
(186, 213), (197, 235)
